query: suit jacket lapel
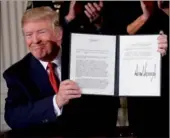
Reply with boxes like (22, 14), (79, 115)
(29, 54), (55, 97)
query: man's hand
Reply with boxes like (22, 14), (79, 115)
(157, 31), (168, 56)
(56, 80), (81, 109)
(65, 1), (76, 23)
(84, 1), (103, 23)
(157, 0), (169, 16)
(140, 1), (154, 20)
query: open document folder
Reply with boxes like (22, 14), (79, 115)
(69, 33), (161, 96)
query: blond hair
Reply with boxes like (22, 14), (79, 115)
(22, 6), (60, 29)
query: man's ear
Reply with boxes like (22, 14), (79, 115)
(56, 27), (63, 40)
(54, 27), (63, 46)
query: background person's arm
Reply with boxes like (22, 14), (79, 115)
(127, 14), (149, 35)
(127, 1), (154, 34)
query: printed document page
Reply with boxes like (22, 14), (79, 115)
(119, 35), (161, 96)
(70, 33), (116, 96)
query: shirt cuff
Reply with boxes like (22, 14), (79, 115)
(53, 95), (62, 116)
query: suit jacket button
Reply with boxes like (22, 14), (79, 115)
(42, 119), (48, 123)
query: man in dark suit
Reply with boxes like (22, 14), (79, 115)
(3, 6), (119, 137)
(3, 6), (80, 135)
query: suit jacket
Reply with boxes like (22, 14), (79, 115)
(3, 53), (119, 136)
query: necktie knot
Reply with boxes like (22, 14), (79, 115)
(47, 62), (56, 70)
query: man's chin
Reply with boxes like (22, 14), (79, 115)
(33, 54), (46, 61)
(32, 52), (56, 62)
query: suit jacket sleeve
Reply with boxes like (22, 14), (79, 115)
(3, 72), (58, 129)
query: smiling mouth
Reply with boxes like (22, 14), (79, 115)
(32, 44), (45, 50)
(33, 46), (42, 50)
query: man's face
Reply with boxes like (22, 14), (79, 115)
(23, 19), (61, 61)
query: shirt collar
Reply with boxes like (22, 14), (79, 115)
(39, 49), (61, 70)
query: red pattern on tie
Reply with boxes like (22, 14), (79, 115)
(47, 62), (59, 93)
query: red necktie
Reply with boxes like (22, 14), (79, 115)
(47, 62), (59, 93)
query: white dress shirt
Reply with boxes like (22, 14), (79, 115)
(39, 50), (62, 117)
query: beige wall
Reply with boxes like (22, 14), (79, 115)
(0, 1), (28, 132)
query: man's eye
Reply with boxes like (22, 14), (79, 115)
(25, 34), (32, 37)
(39, 30), (46, 33)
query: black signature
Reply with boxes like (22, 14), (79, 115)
(134, 62), (156, 82)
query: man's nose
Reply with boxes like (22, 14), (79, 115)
(32, 34), (41, 44)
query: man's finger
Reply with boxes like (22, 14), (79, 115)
(67, 94), (81, 100)
(158, 44), (168, 49)
(159, 30), (164, 35)
(157, 35), (167, 41)
(70, 1), (76, 9)
(88, 3), (96, 13)
(66, 90), (81, 95)
(93, 2), (101, 12)
(157, 49), (166, 56)
(60, 84), (80, 91)
(84, 10), (92, 20)
(60, 80), (77, 86)
(99, 1), (103, 7)
(85, 4), (93, 15)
